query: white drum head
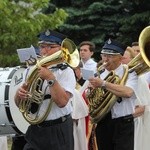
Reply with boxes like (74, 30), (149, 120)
(9, 67), (29, 134)
(0, 67), (15, 82)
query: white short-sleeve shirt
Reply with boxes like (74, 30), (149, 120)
(144, 71), (150, 85)
(100, 64), (138, 118)
(23, 65), (76, 120)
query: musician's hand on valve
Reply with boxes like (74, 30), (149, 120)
(38, 66), (55, 80)
(17, 83), (28, 100)
(89, 77), (103, 88)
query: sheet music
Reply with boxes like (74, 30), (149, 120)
(81, 68), (94, 80)
(17, 45), (37, 63)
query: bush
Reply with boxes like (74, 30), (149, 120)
(0, 54), (20, 67)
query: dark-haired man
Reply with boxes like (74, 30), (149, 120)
(131, 41), (140, 56)
(76, 41), (97, 86)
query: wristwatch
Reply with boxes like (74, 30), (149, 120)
(47, 79), (56, 87)
(101, 80), (106, 89)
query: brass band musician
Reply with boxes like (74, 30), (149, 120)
(88, 39), (138, 150)
(14, 30), (76, 150)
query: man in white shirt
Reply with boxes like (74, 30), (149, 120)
(89, 39), (138, 150)
(76, 41), (97, 86)
(14, 30), (76, 150)
(79, 41), (97, 72)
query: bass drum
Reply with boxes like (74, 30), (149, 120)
(0, 67), (29, 136)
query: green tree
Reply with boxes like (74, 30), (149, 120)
(0, 0), (67, 67)
(50, 0), (150, 61)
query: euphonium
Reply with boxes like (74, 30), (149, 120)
(88, 64), (129, 123)
(88, 26), (150, 123)
(19, 38), (80, 125)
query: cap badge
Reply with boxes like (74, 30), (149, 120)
(45, 30), (50, 36)
(107, 39), (112, 44)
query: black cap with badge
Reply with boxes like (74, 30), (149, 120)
(101, 39), (127, 56)
(38, 29), (67, 45)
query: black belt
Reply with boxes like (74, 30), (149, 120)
(36, 114), (71, 127)
(112, 114), (133, 123)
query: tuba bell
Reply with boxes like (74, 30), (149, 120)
(19, 38), (80, 125)
(88, 26), (150, 123)
(128, 26), (150, 75)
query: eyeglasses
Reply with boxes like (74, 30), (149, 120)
(134, 50), (140, 53)
(39, 45), (60, 50)
(101, 54), (119, 58)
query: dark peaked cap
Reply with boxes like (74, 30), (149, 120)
(38, 29), (67, 45)
(101, 39), (127, 56)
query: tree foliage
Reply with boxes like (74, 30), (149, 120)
(51, 0), (150, 61)
(1, 0), (150, 66)
(0, 0), (67, 67)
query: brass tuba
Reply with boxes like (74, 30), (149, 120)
(88, 65), (129, 123)
(19, 38), (80, 125)
(128, 26), (150, 75)
(88, 26), (150, 123)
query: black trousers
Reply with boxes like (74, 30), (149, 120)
(96, 112), (134, 150)
(23, 116), (74, 150)
(11, 135), (26, 150)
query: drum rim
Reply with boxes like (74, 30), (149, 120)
(9, 67), (29, 134)
(6, 68), (25, 134)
